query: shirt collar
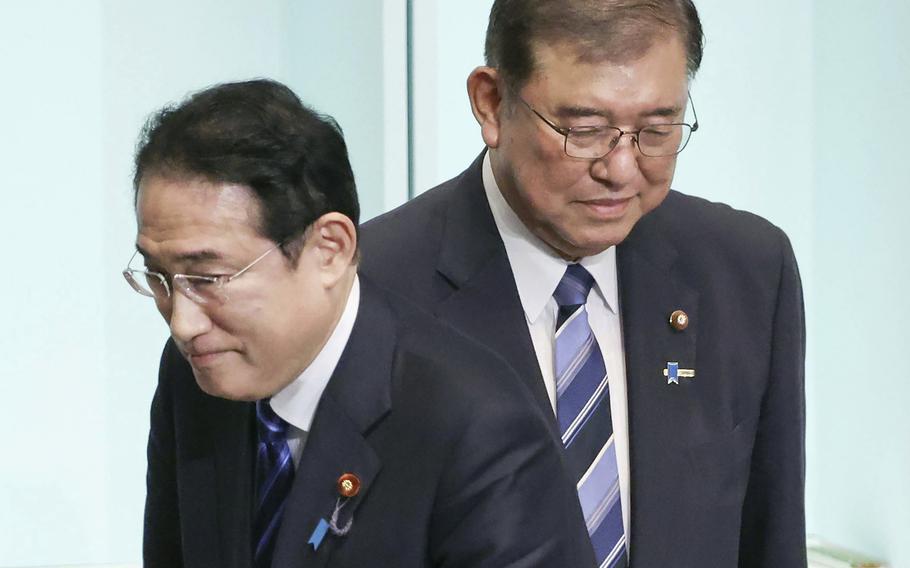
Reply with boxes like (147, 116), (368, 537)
(482, 152), (619, 323)
(269, 275), (361, 432)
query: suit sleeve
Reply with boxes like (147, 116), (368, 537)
(143, 342), (184, 568)
(738, 231), (808, 567)
(427, 378), (596, 568)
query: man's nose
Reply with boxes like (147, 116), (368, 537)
(590, 136), (639, 187)
(164, 290), (212, 344)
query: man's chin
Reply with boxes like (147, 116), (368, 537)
(549, 225), (636, 259)
(192, 370), (262, 402)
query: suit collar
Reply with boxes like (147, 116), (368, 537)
(270, 276), (361, 432)
(481, 151), (566, 322)
(435, 151), (503, 287)
(431, 151), (554, 418)
(321, 277), (394, 433)
(271, 278), (393, 566)
(483, 151), (620, 320)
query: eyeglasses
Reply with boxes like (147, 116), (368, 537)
(518, 93), (699, 159)
(122, 244), (280, 305)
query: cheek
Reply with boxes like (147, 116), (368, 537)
(643, 156), (677, 185)
(502, 117), (565, 170)
(513, 176), (561, 222)
(639, 160), (676, 204)
(208, 303), (254, 336)
(537, 168), (593, 215)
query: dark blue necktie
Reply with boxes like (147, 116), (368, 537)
(253, 399), (295, 568)
(553, 264), (627, 567)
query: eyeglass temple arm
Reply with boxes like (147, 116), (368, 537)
(688, 90), (699, 132)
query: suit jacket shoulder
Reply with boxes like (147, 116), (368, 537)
(642, 190), (795, 270)
(361, 154), (497, 304)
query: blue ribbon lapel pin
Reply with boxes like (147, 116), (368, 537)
(663, 361), (695, 385)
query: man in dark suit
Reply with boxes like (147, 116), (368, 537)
(360, 1), (807, 566)
(125, 79), (595, 567)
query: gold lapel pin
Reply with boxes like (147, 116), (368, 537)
(337, 472), (361, 498)
(669, 309), (689, 331)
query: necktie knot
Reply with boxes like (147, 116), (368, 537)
(256, 399), (290, 444)
(553, 264), (595, 308)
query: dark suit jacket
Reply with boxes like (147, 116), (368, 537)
(143, 278), (596, 568)
(359, 153), (807, 568)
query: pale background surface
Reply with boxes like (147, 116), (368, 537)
(0, 1), (906, 566)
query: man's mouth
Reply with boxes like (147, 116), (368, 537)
(578, 195), (635, 217)
(186, 349), (231, 367)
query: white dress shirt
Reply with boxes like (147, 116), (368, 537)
(269, 276), (361, 467)
(482, 153), (631, 546)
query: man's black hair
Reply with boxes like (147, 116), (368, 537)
(134, 78), (359, 261)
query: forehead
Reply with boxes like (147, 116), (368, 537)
(526, 36), (690, 115)
(136, 176), (265, 259)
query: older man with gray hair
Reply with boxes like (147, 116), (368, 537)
(362, 1), (807, 566)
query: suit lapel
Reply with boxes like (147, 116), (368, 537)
(272, 395), (382, 568)
(617, 208), (699, 567)
(434, 153), (553, 417)
(270, 281), (392, 567)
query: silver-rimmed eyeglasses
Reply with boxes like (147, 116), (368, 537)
(122, 244), (280, 305)
(519, 93), (699, 159)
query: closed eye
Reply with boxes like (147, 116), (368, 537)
(568, 125), (614, 135)
(643, 127), (672, 137)
(181, 274), (225, 283)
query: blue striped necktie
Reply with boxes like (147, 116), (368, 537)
(254, 399), (295, 568)
(553, 264), (627, 568)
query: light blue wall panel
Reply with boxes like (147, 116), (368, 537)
(811, 2), (910, 566)
(285, 1), (392, 221)
(411, 0), (491, 195)
(0, 1), (397, 565)
(0, 3), (111, 564)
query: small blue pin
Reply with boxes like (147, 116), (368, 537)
(666, 362), (679, 385)
(308, 518), (330, 551)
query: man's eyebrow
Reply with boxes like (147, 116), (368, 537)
(554, 105), (609, 119)
(175, 250), (224, 262)
(554, 104), (685, 121)
(639, 105), (684, 119)
(134, 245), (224, 264)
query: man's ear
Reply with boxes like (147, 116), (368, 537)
(467, 66), (505, 148)
(302, 212), (357, 287)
